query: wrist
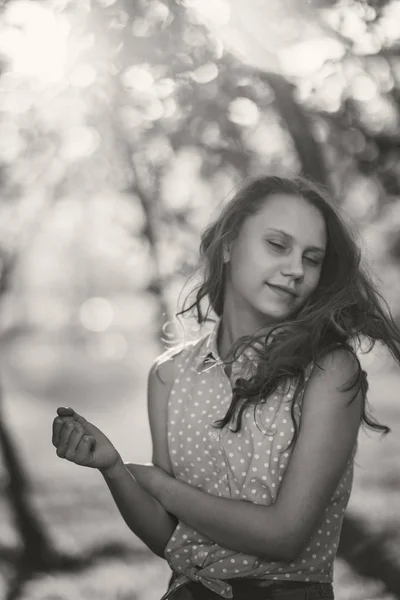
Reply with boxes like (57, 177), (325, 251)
(100, 455), (125, 479)
(126, 463), (170, 502)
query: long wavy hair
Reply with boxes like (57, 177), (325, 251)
(176, 175), (399, 448)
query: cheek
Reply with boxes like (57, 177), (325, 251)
(231, 244), (262, 281)
(303, 270), (322, 296)
(230, 264), (264, 301)
(230, 261), (253, 290)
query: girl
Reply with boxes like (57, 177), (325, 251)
(52, 176), (398, 600)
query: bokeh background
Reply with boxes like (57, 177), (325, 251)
(0, 0), (400, 599)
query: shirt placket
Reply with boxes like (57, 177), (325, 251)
(205, 366), (232, 497)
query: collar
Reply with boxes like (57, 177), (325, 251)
(194, 318), (222, 370)
(194, 318), (277, 371)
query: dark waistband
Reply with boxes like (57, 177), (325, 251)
(226, 578), (331, 589)
(170, 572), (333, 594)
(182, 578), (334, 600)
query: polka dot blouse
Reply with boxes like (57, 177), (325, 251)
(159, 321), (357, 600)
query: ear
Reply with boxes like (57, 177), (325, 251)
(222, 244), (230, 264)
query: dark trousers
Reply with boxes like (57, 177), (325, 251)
(165, 572), (334, 600)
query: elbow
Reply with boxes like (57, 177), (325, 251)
(268, 508), (311, 562)
(139, 535), (172, 561)
(151, 545), (168, 560)
(259, 544), (293, 563)
(270, 543), (301, 564)
(269, 525), (306, 563)
(279, 540), (300, 563)
(283, 545), (301, 563)
(281, 533), (311, 563)
(259, 534), (296, 563)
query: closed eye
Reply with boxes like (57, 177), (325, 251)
(306, 257), (321, 266)
(268, 241), (322, 266)
(268, 241), (285, 250)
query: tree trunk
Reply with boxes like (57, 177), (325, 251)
(0, 387), (56, 570)
(261, 71), (331, 188)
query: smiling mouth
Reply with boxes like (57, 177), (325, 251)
(267, 284), (297, 299)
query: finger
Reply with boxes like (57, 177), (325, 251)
(64, 425), (85, 461)
(57, 407), (87, 426)
(53, 415), (77, 447)
(74, 435), (94, 466)
(52, 417), (63, 447)
(56, 407), (74, 416)
(56, 421), (76, 458)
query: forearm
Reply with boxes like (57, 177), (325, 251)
(157, 476), (291, 562)
(100, 459), (178, 559)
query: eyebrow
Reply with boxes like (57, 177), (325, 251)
(267, 228), (326, 254)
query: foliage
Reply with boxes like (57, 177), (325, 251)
(0, 1), (399, 332)
(0, 1), (400, 598)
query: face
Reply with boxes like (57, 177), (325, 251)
(224, 193), (327, 327)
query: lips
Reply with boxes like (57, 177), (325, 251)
(267, 284), (298, 298)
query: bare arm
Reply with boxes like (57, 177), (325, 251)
(100, 458), (177, 558)
(103, 355), (179, 558)
(52, 354), (179, 559)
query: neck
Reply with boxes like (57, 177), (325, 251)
(218, 310), (275, 361)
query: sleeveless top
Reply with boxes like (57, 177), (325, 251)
(159, 320), (357, 600)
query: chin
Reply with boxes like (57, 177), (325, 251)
(255, 304), (291, 322)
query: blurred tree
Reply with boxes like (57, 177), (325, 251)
(0, 0), (400, 598)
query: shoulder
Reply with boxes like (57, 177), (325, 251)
(148, 345), (183, 389)
(147, 335), (209, 459)
(148, 333), (209, 388)
(313, 345), (365, 387)
(147, 341), (204, 477)
(316, 344), (360, 372)
(305, 345), (366, 411)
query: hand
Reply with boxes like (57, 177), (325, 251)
(52, 407), (121, 475)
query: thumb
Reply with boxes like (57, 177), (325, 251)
(57, 407), (87, 425)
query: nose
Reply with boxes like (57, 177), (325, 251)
(281, 252), (304, 280)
